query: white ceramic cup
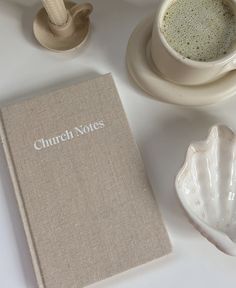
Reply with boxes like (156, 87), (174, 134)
(151, 0), (236, 86)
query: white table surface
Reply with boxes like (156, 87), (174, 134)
(1, 0), (236, 287)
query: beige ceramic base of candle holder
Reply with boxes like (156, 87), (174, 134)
(126, 15), (236, 106)
(33, 1), (92, 52)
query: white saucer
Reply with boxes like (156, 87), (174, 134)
(126, 15), (236, 106)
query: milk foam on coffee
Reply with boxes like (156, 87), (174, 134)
(162, 0), (236, 61)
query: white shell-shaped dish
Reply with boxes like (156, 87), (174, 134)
(176, 125), (236, 256)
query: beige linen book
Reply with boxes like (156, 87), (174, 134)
(0, 74), (171, 288)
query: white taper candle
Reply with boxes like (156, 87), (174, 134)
(41, 0), (68, 26)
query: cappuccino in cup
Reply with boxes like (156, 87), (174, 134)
(161, 0), (236, 61)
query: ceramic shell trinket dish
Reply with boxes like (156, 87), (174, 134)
(176, 125), (236, 256)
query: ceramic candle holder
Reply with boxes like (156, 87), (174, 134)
(176, 125), (236, 256)
(33, 1), (93, 52)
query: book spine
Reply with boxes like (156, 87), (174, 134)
(0, 111), (45, 288)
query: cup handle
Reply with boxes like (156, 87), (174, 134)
(70, 3), (93, 23)
(221, 55), (236, 75)
(218, 0), (236, 75)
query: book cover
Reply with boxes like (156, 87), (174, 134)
(0, 74), (171, 288)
